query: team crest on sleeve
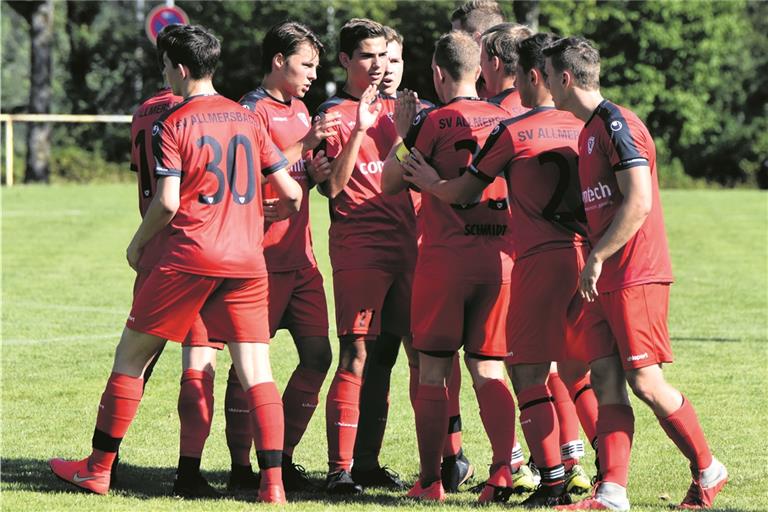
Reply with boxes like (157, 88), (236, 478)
(242, 104), (252, 110)
(152, 123), (160, 135)
(587, 136), (596, 154)
(610, 120), (623, 132)
(491, 124), (501, 136)
(298, 112), (309, 127)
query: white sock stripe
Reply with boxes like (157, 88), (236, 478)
(561, 440), (586, 458)
(541, 466), (566, 480)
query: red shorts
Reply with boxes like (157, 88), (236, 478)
(268, 266), (329, 338)
(581, 283), (674, 370)
(127, 266), (269, 344)
(134, 270), (225, 349)
(412, 273), (510, 358)
(506, 247), (590, 365)
(333, 268), (412, 339)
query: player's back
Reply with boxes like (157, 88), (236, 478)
(405, 97), (512, 282)
(473, 107), (586, 259)
(153, 94), (288, 278)
(240, 87), (316, 272)
(130, 87), (182, 272)
(487, 87), (529, 118)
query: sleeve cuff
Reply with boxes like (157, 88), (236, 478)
(613, 157), (649, 172)
(467, 164), (495, 184)
(155, 166), (182, 178)
(262, 156), (289, 176)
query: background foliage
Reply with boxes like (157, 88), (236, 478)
(2, 0), (766, 187)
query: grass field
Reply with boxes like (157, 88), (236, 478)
(2, 184), (767, 511)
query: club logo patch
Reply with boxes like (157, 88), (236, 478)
(297, 112), (309, 127)
(491, 124), (501, 135)
(610, 120), (623, 132)
(587, 136), (595, 154)
(152, 124), (160, 136)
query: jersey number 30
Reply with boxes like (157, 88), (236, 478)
(197, 135), (257, 206)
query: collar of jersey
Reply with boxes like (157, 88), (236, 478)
(584, 98), (611, 126)
(186, 92), (220, 100)
(257, 86), (292, 106)
(338, 89), (361, 102)
(447, 96), (482, 104)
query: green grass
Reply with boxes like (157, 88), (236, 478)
(2, 184), (767, 511)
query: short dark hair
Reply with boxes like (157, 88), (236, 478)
(156, 24), (220, 80)
(434, 30), (480, 81)
(261, 21), (324, 73)
(451, 0), (504, 34)
(543, 36), (600, 90)
(481, 23), (534, 75)
(517, 32), (559, 76)
(339, 18), (386, 57)
(383, 25), (404, 47)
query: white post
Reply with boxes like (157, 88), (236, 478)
(4, 119), (13, 187)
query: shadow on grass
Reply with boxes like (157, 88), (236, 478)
(0, 457), (416, 507)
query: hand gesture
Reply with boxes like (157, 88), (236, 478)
(304, 111), (342, 150)
(355, 84), (383, 132)
(306, 150), (331, 184)
(579, 253), (603, 302)
(263, 198), (296, 223)
(401, 148), (440, 192)
(394, 89), (419, 139)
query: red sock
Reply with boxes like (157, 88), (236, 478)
(282, 367), (326, 457)
(518, 385), (561, 471)
(443, 355), (463, 458)
(548, 372), (581, 469)
(658, 396), (713, 473)
(225, 365), (253, 466)
(597, 404), (634, 488)
(178, 369), (214, 458)
(567, 373), (598, 443)
(475, 379), (516, 465)
(246, 382), (284, 489)
(325, 370), (361, 473)
(414, 384), (448, 484)
(92, 372), (143, 470)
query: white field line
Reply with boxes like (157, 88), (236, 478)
(3, 332), (122, 345)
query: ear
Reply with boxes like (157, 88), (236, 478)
(473, 64), (482, 82)
(272, 52), (285, 71)
(339, 52), (351, 69)
(491, 55), (502, 73)
(177, 63), (189, 80)
(530, 68), (541, 87)
(435, 64), (446, 84)
(562, 69), (572, 89)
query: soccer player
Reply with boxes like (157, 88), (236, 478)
(48, 25), (302, 505)
(376, 25), (474, 494)
(540, 37), (727, 510)
(236, 21), (338, 491)
(315, 18), (416, 494)
(382, 30), (518, 503)
(480, 22), (533, 115)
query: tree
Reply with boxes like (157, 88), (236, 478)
(8, 0), (54, 183)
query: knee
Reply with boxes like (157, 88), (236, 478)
(297, 336), (332, 374)
(509, 363), (550, 391)
(625, 370), (658, 404)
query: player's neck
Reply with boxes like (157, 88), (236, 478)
(182, 78), (216, 99)
(571, 89), (604, 121)
(262, 75), (291, 102)
(342, 80), (369, 100)
(488, 76), (515, 97)
(445, 81), (478, 102)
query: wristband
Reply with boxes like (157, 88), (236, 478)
(395, 142), (411, 163)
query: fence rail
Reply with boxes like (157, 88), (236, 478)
(0, 113), (132, 187)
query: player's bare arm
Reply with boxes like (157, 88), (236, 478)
(579, 165), (653, 302)
(126, 175), (180, 270)
(401, 148), (487, 203)
(267, 167), (303, 214)
(325, 84), (382, 198)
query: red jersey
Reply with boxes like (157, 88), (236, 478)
(403, 97), (512, 283)
(470, 106), (587, 260)
(240, 87), (317, 272)
(129, 87), (182, 271)
(152, 93), (288, 278)
(578, 99), (673, 292)
(316, 91), (417, 273)
(487, 87), (529, 118)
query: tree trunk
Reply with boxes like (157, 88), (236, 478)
(9, 0), (54, 183)
(514, 0), (540, 31)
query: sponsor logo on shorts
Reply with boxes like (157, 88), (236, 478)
(626, 352), (649, 362)
(301, 402), (317, 409)
(226, 407), (249, 414)
(335, 422), (358, 428)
